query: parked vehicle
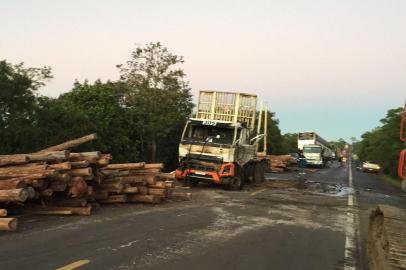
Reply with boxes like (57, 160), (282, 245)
(175, 90), (268, 190)
(362, 161), (381, 173)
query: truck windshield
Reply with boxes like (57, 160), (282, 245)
(184, 124), (235, 144)
(303, 147), (321, 153)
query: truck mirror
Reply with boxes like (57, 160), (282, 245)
(399, 149), (406, 180)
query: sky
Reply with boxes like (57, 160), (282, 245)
(1, 0), (405, 141)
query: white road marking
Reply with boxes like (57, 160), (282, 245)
(344, 157), (359, 270)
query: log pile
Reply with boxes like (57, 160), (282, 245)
(266, 155), (298, 173)
(0, 134), (192, 231)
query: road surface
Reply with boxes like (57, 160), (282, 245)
(0, 162), (405, 270)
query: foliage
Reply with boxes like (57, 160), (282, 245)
(0, 60), (52, 153)
(117, 42), (193, 164)
(281, 133), (298, 153)
(353, 107), (403, 177)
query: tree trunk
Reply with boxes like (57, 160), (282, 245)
(103, 163), (145, 170)
(23, 206), (91, 216)
(0, 209), (7, 217)
(128, 194), (161, 204)
(99, 195), (128, 204)
(0, 155), (29, 167)
(0, 218), (18, 231)
(0, 189), (29, 202)
(37, 134), (97, 153)
(0, 179), (27, 189)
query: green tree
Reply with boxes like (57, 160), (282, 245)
(0, 60), (52, 153)
(117, 42), (193, 165)
(354, 107), (403, 177)
(282, 133), (298, 153)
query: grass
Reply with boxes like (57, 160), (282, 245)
(379, 173), (402, 189)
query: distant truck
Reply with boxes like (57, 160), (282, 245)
(298, 132), (334, 167)
(175, 90), (268, 190)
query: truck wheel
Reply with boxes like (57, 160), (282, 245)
(227, 176), (244, 190)
(254, 163), (265, 183)
(402, 180), (406, 193)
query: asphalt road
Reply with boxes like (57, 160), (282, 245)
(0, 162), (405, 270)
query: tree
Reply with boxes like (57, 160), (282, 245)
(117, 42), (193, 165)
(353, 107), (403, 177)
(282, 133), (298, 153)
(0, 60), (52, 153)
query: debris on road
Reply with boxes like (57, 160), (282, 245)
(0, 134), (192, 231)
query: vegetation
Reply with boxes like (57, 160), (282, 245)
(353, 107), (404, 177)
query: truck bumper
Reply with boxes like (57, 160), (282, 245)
(175, 163), (235, 184)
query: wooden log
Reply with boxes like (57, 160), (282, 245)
(49, 181), (67, 192)
(23, 205), (91, 216)
(156, 173), (175, 180)
(26, 179), (46, 189)
(70, 160), (90, 168)
(0, 209), (7, 217)
(67, 168), (93, 177)
(69, 152), (101, 160)
(103, 162), (145, 170)
(87, 186), (94, 197)
(95, 182), (124, 193)
(37, 133), (97, 152)
(0, 179), (27, 189)
(99, 194), (128, 204)
(48, 162), (71, 170)
(0, 218), (18, 231)
(148, 188), (167, 198)
(27, 151), (70, 161)
(0, 169), (56, 179)
(137, 186), (149, 195)
(67, 177), (88, 198)
(0, 155), (29, 167)
(39, 189), (53, 197)
(164, 181), (174, 189)
(0, 188), (28, 202)
(94, 190), (109, 200)
(52, 198), (88, 207)
(128, 195), (161, 204)
(148, 181), (166, 189)
(97, 154), (111, 167)
(169, 192), (192, 201)
(26, 186), (36, 199)
(144, 163), (164, 170)
(122, 186), (139, 194)
(48, 173), (71, 182)
(25, 210), (73, 215)
(0, 164), (47, 174)
(112, 175), (154, 185)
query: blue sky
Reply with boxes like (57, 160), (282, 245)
(1, 0), (405, 141)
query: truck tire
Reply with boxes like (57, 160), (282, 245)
(226, 166), (244, 190)
(254, 163), (265, 183)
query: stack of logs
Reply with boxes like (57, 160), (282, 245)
(266, 155), (298, 173)
(0, 134), (191, 231)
